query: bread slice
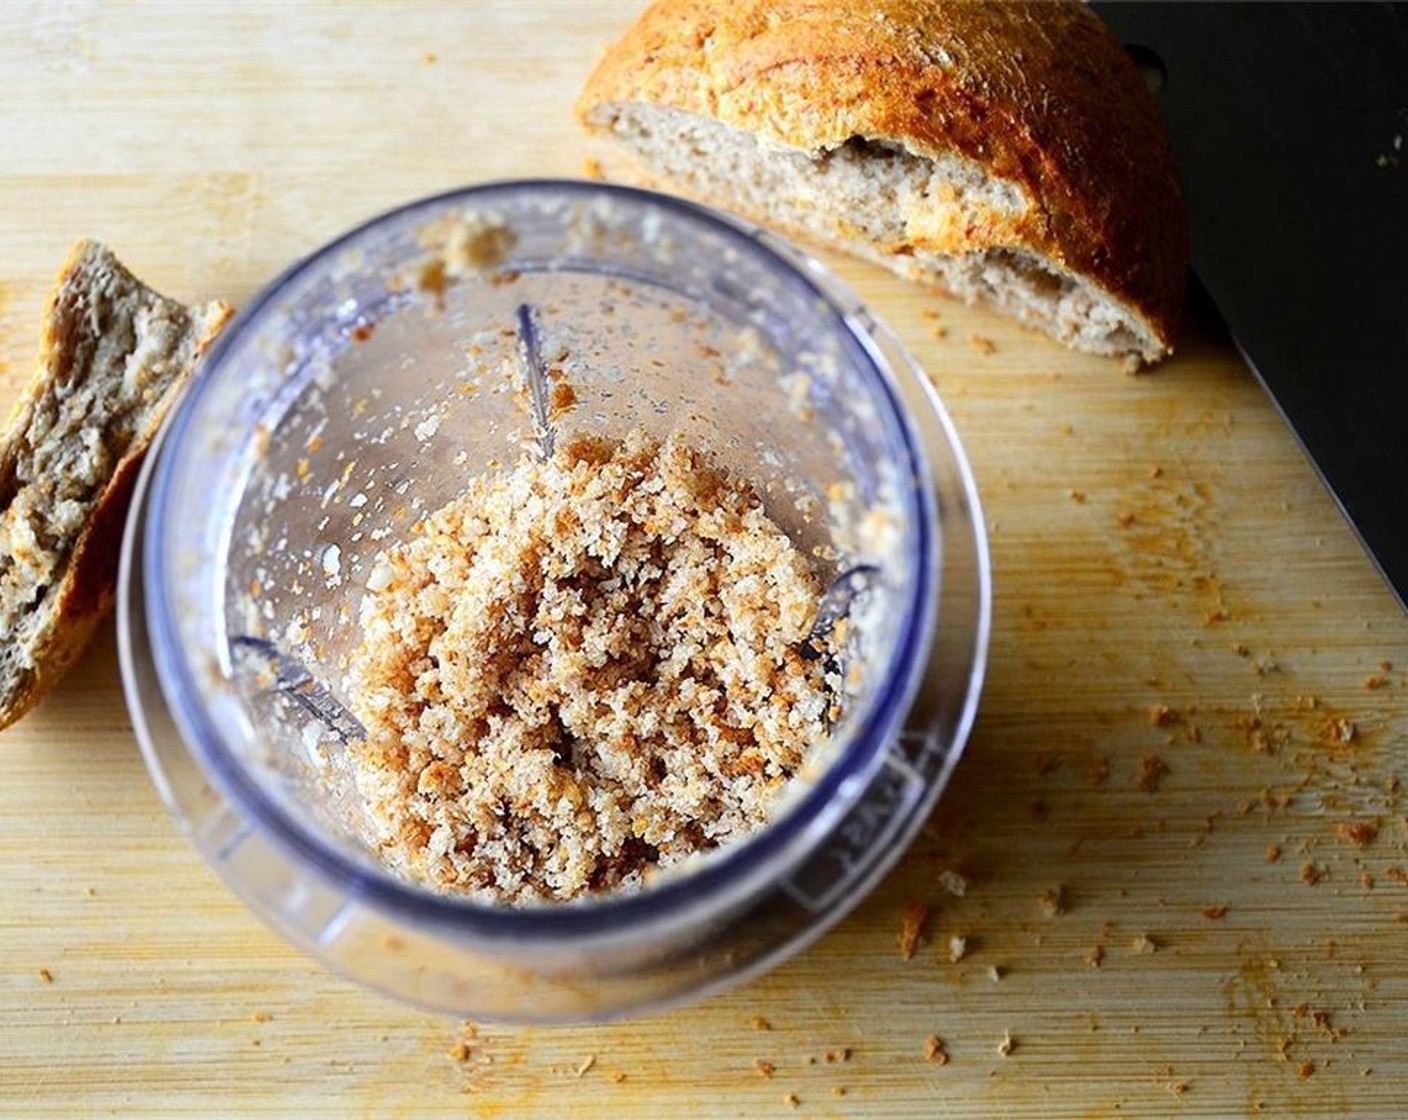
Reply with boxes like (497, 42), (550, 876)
(0, 241), (232, 729)
(577, 0), (1188, 365)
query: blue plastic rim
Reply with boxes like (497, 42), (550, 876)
(143, 180), (940, 942)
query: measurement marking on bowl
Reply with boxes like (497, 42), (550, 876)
(780, 753), (925, 913)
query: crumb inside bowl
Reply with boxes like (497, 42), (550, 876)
(347, 428), (840, 903)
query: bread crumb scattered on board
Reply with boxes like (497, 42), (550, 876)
(1266, 843), (1282, 863)
(996, 1031), (1015, 1057)
(1301, 862), (1324, 886)
(1138, 753), (1170, 793)
(783, 1092), (800, 1109)
(1337, 821), (1379, 848)
(1131, 934), (1159, 954)
(938, 869), (968, 897)
(899, 902), (930, 960)
(37, 967), (53, 984)
(749, 1015), (773, 1031)
(967, 333), (997, 355)
(1321, 716), (1358, 744)
(948, 935), (968, 963)
(1086, 944), (1105, 969)
(1149, 704), (1178, 727)
(574, 1055), (596, 1078)
(924, 1035), (949, 1065)
(754, 1059), (775, 1079)
(1201, 905), (1228, 921)
(1039, 886), (1066, 917)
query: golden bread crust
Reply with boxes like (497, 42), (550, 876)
(579, 0), (1188, 356)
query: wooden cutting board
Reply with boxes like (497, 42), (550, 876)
(2, 5), (1405, 1117)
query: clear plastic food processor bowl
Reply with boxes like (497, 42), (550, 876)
(118, 180), (990, 1022)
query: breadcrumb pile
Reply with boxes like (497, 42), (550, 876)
(345, 429), (832, 902)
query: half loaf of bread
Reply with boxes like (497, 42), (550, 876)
(0, 241), (232, 729)
(578, 0), (1188, 364)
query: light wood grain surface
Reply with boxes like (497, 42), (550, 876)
(3, 4), (1407, 1117)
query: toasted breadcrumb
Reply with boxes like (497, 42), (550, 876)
(749, 1016), (773, 1031)
(967, 333), (997, 355)
(1131, 934), (1159, 954)
(996, 1032), (1014, 1057)
(938, 869), (969, 897)
(1086, 944), (1105, 969)
(1266, 844), (1282, 864)
(251, 1011), (273, 1023)
(1087, 756), (1110, 787)
(1301, 863), (1324, 886)
(899, 902), (930, 960)
(548, 381), (577, 416)
(1201, 906), (1228, 921)
(449, 1043), (472, 1062)
(1039, 886), (1066, 917)
(783, 1092), (800, 1109)
(1149, 704), (1178, 727)
(346, 431), (832, 902)
(583, 156), (607, 181)
(1322, 717), (1358, 745)
(1338, 821), (1379, 848)
(924, 1035), (949, 1064)
(37, 967), (53, 983)
(1138, 753), (1170, 793)
(754, 1059), (775, 1079)
(948, 935), (967, 963)
(609, 1071), (628, 1084)
(574, 1055), (596, 1078)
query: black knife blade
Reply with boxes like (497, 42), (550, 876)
(1091, 2), (1408, 613)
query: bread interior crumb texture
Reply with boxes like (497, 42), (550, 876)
(0, 244), (223, 686)
(596, 106), (1163, 360)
